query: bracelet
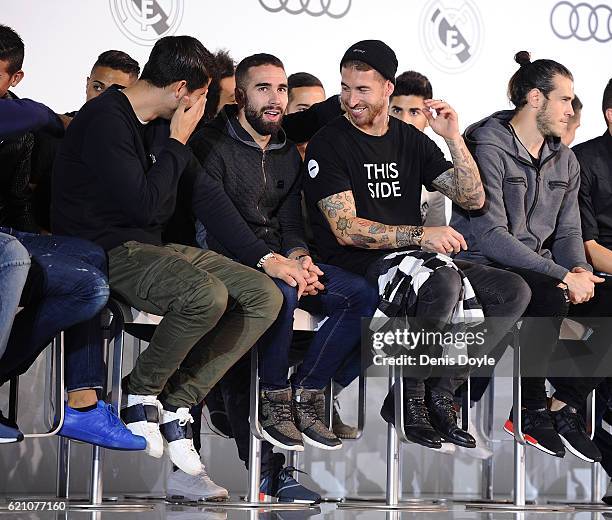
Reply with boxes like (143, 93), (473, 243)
(256, 252), (276, 269)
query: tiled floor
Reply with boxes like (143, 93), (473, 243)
(1, 498), (612, 519)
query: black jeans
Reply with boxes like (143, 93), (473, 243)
(366, 258), (531, 400)
(504, 267), (612, 410)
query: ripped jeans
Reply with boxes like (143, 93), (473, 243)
(0, 228), (109, 392)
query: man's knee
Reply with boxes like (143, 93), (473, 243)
(421, 267), (462, 302)
(253, 276), (283, 324)
(0, 235), (30, 266)
(186, 275), (229, 324)
(502, 271), (532, 316)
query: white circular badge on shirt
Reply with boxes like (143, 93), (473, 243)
(308, 159), (320, 178)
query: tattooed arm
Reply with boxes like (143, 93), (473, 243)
(431, 137), (485, 210)
(317, 190), (468, 253)
(317, 190), (421, 249)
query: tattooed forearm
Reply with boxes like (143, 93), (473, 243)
(432, 137), (485, 210)
(369, 223), (387, 234)
(317, 191), (422, 249)
(349, 234), (377, 247)
(396, 225), (419, 248)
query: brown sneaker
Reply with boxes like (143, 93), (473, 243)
(332, 400), (358, 439)
(259, 388), (304, 451)
(293, 388), (342, 450)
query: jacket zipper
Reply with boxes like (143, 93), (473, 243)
(257, 150), (268, 235)
(524, 153), (557, 253)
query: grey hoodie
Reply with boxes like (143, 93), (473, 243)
(451, 110), (590, 281)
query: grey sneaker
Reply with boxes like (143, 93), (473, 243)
(259, 388), (304, 451)
(293, 388), (342, 450)
(332, 399), (358, 440)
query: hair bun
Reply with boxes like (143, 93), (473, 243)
(514, 51), (531, 67)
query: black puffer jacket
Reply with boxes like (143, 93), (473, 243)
(189, 104), (307, 259)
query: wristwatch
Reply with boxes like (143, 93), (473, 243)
(257, 252), (276, 269)
(410, 226), (424, 246)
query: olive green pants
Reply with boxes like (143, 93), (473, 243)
(108, 241), (282, 408)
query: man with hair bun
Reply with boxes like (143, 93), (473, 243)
(452, 51), (608, 463)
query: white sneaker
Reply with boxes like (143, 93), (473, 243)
(161, 407), (202, 476)
(121, 394), (164, 458)
(166, 467), (229, 502)
(458, 413), (493, 460)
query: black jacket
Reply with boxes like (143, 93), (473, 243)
(189, 104), (307, 264)
(0, 91), (39, 232)
(52, 87), (191, 250)
(574, 131), (612, 250)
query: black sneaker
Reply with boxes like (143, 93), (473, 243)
(426, 391), (476, 448)
(259, 388), (304, 451)
(260, 453), (321, 504)
(293, 388), (342, 450)
(204, 386), (233, 438)
(503, 408), (565, 457)
(380, 391), (442, 449)
(551, 405), (602, 463)
(602, 478), (612, 505)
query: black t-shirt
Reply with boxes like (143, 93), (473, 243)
(303, 115), (452, 275)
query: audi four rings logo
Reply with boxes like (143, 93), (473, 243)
(258, 0), (352, 18)
(110, 0), (184, 45)
(550, 2), (612, 42)
(419, 0), (484, 74)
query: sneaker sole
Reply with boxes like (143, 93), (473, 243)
(301, 434), (343, 451)
(0, 436), (22, 444)
(261, 429), (304, 452)
(503, 420), (560, 457)
(558, 433), (598, 463)
(259, 493), (316, 504)
(167, 492), (229, 502)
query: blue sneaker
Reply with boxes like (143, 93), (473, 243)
(58, 400), (146, 451)
(259, 454), (321, 504)
(0, 411), (24, 444)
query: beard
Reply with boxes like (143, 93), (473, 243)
(244, 100), (284, 136)
(343, 97), (386, 128)
(536, 99), (560, 138)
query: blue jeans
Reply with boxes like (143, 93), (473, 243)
(0, 232), (30, 359)
(258, 263), (379, 390)
(0, 229), (109, 391)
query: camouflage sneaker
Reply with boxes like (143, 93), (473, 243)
(293, 388), (342, 450)
(332, 400), (359, 440)
(259, 388), (303, 451)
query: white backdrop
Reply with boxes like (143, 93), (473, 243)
(2, 0), (611, 144)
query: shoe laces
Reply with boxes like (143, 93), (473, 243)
(198, 466), (215, 485)
(296, 398), (319, 425)
(524, 408), (553, 429)
(278, 465), (308, 485)
(558, 406), (586, 431)
(405, 399), (430, 423)
(105, 404), (124, 428)
(269, 400), (294, 423)
(175, 408), (194, 427)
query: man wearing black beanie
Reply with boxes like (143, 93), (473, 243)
(303, 40), (531, 450)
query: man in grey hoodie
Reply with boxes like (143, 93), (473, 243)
(452, 51), (606, 463)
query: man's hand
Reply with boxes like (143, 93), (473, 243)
(422, 99), (460, 140)
(170, 94), (206, 145)
(421, 226), (468, 254)
(562, 267), (604, 304)
(262, 254), (309, 298)
(297, 255), (325, 295)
